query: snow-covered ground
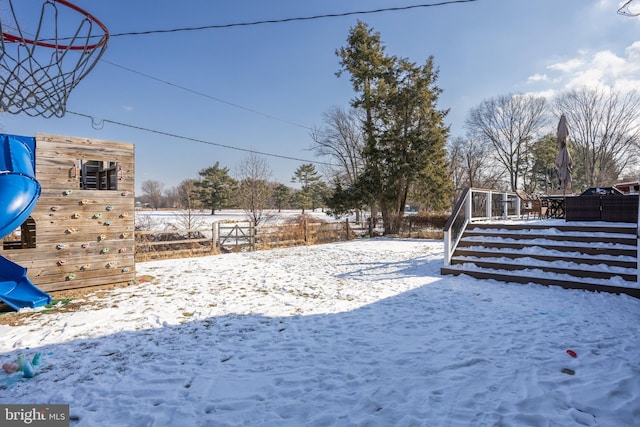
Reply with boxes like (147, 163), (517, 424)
(1, 234), (639, 426)
(134, 209), (338, 229)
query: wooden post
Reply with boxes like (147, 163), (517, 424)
(211, 222), (218, 253)
(345, 218), (350, 241)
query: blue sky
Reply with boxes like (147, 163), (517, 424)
(1, 0), (638, 192)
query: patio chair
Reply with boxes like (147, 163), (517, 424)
(516, 190), (534, 219)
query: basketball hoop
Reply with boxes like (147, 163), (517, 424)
(618, 0), (640, 16)
(0, 0), (109, 118)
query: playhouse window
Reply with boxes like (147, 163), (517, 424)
(2, 217), (36, 250)
(80, 160), (119, 190)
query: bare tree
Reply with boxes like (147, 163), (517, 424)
(466, 94), (548, 191)
(555, 87), (640, 188)
(310, 106), (364, 185)
(237, 152), (273, 225)
(140, 180), (165, 210)
(175, 179), (205, 234)
(447, 136), (504, 195)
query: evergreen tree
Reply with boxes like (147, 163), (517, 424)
(195, 162), (237, 215)
(291, 163), (321, 213)
(337, 21), (452, 234)
(272, 183), (291, 212)
(527, 134), (557, 194)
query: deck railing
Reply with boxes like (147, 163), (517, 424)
(443, 188), (523, 266)
(637, 194), (639, 283)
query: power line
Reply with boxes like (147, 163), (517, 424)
(66, 110), (333, 167)
(101, 60), (314, 131)
(73, 1), (479, 133)
(109, 1), (478, 37)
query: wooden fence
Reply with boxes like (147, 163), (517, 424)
(134, 219), (369, 261)
(134, 215), (445, 262)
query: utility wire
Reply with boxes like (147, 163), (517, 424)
(63, 1), (481, 166)
(108, 1), (478, 37)
(101, 59), (314, 131)
(70, 1), (479, 132)
(66, 110), (333, 167)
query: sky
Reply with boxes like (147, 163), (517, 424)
(1, 0), (639, 193)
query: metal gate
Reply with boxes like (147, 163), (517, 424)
(216, 221), (255, 252)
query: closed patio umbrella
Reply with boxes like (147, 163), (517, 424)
(555, 114), (572, 193)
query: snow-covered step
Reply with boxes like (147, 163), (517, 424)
(453, 248), (637, 269)
(449, 257), (637, 282)
(440, 265), (640, 298)
(458, 236), (637, 257)
(442, 221), (639, 298)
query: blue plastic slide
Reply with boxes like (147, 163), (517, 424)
(0, 134), (52, 311)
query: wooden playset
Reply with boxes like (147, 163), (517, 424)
(1, 133), (136, 294)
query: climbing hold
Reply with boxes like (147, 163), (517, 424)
(72, 212), (81, 219)
(106, 205), (114, 211)
(80, 199), (89, 205)
(120, 212), (129, 218)
(63, 189), (72, 195)
(81, 242), (89, 248)
(122, 267), (130, 273)
(104, 221), (112, 226)
(101, 247), (110, 253)
(57, 260), (66, 266)
(106, 261), (116, 268)
(561, 368), (575, 375)
(121, 233), (129, 238)
(65, 228), (76, 234)
(566, 349), (577, 358)
(119, 247), (128, 253)
(98, 234), (106, 241)
(56, 243), (65, 250)
(81, 264), (90, 270)
(66, 273), (76, 280)
(50, 206), (60, 211)
(121, 191), (128, 196)
(93, 213), (102, 219)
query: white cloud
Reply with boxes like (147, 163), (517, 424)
(542, 40), (640, 94)
(122, 105), (134, 112)
(527, 73), (548, 83)
(548, 58), (584, 73)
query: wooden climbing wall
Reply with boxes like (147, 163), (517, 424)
(0, 133), (136, 292)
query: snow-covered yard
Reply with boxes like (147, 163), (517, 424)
(1, 236), (639, 426)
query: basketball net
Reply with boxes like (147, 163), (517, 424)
(0, 0), (109, 118)
(618, 0), (640, 16)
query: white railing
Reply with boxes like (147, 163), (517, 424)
(443, 188), (523, 266)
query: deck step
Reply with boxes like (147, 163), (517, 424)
(452, 248), (636, 269)
(441, 266), (640, 298)
(462, 231), (636, 246)
(456, 241), (637, 257)
(443, 220), (638, 297)
(449, 259), (637, 282)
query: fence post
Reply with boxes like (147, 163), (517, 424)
(304, 216), (308, 244)
(216, 222), (220, 251)
(212, 222), (217, 253)
(345, 218), (350, 241)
